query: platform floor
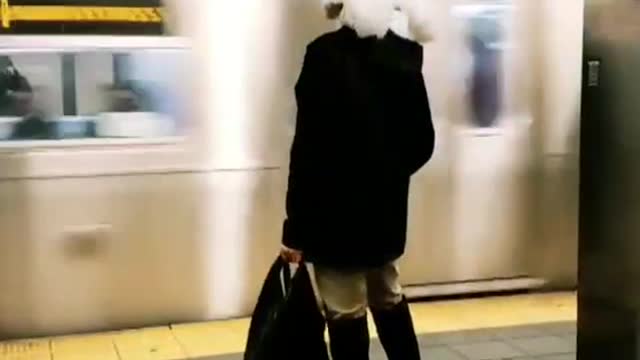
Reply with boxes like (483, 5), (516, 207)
(0, 291), (576, 360)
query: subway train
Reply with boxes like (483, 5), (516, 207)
(0, 0), (582, 338)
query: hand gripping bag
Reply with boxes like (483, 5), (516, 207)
(244, 257), (329, 360)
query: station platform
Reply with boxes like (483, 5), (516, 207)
(0, 291), (576, 360)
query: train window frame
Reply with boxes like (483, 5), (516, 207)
(0, 35), (204, 179)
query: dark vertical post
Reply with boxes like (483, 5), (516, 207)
(579, 1), (640, 359)
(61, 53), (77, 116)
(113, 54), (131, 85)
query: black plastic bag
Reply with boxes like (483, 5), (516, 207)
(244, 258), (330, 360)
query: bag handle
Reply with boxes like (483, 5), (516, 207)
(281, 261), (291, 293)
(279, 260), (305, 297)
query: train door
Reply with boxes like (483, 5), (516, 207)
(400, 0), (541, 296)
(448, 0), (537, 284)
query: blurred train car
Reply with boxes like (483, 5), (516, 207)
(0, 0), (583, 338)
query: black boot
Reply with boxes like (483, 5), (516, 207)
(371, 297), (421, 360)
(327, 316), (370, 360)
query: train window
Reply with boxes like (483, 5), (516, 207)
(0, 46), (188, 142)
(466, 14), (504, 128)
(452, 3), (512, 129)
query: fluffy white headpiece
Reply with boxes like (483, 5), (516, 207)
(322, 0), (393, 38)
(321, 0), (433, 42)
(398, 0), (434, 43)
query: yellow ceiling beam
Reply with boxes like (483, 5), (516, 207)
(0, 2), (164, 28)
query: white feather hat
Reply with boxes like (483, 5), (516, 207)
(397, 0), (434, 42)
(321, 0), (433, 42)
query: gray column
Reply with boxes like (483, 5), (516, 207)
(579, 1), (640, 359)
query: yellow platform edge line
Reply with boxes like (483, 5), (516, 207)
(0, 292), (577, 359)
(3, 5), (163, 26)
(171, 292), (577, 357)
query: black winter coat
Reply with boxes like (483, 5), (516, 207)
(282, 26), (435, 270)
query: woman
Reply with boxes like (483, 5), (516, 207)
(281, 1), (435, 359)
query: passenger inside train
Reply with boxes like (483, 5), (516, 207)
(0, 59), (50, 140)
(0, 58), (32, 117)
(467, 13), (503, 128)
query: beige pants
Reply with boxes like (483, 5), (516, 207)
(313, 262), (403, 320)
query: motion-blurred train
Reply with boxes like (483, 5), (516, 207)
(0, 0), (583, 338)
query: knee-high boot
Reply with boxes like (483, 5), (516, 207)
(371, 297), (421, 360)
(327, 316), (370, 360)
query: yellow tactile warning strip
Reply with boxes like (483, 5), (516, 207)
(411, 292), (576, 335)
(0, 292), (576, 359)
(52, 333), (120, 360)
(172, 320), (251, 358)
(113, 327), (185, 360)
(0, 338), (50, 360)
